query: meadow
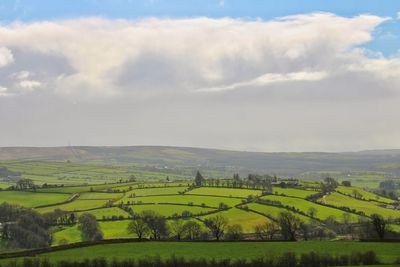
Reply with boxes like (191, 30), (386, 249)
(5, 241), (400, 264)
(319, 192), (400, 219)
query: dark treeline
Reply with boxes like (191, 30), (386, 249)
(0, 251), (382, 267)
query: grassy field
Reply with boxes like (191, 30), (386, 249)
(76, 207), (130, 219)
(37, 199), (109, 213)
(335, 186), (394, 204)
(187, 187), (262, 198)
(123, 186), (189, 197)
(261, 195), (361, 222)
(118, 194), (243, 207)
(128, 204), (216, 217)
(272, 187), (319, 198)
(202, 207), (271, 233)
(0, 191), (71, 208)
(9, 241), (400, 263)
(78, 192), (124, 200)
(319, 192), (400, 219)
(246, 203), (312, 222)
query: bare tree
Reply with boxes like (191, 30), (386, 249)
(371, 214), (387, 240)
(277, 212), (301, 241)
(127, 218), (149, 240)
(204, 215), (228, 240)
(254, 221), (278, 240)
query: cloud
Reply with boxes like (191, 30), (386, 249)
(0, 47), (14, 67)
(397, 11), (400, 20)
(0, 86), (9, 96)
(196, 71), (328, 92)
(0, 13), (392, 99)
(1, 13), (400, 151)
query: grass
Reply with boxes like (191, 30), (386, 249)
(318, 192), (400, 219)
(117, 194), (243, 208)
(37, 199), (109, 213)
(187, 187), (262, 198)
(261, 195), (361, 222)
(52, 225), (82, 245)
(76, 207), (130, 219)
(335, 186), (394, 204)
(79, 192), (124, 200)
(124, 186), (189, 197)
(128, 204), (216, 217)
(99, 221), (136, 239)
(246, 203), (312, 222)
(272, 187), (319, 198)
(14, 241), (400, 263)
(0, 191), (71, 208)
(202, 207), (271, 233)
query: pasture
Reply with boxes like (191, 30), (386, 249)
(0, 191), (71, 208)
(187, 187), (262, 198)
(261, 195), (361, 222)
(318, 192), (400, 219)
(246, 203), (312, 222)
(11, 241), (400, 264)
(128, 204), (216, 217)
(272, 187), (319, 198)
(335, 186), (394, 204)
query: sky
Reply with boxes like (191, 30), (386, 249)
(0, 0), (400, 152)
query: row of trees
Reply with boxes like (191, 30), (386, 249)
(194, 171), (275, 192)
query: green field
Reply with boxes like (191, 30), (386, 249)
(79, 192), (124, 200)
(272, 187), (319, 198)
(319, 192), (400, 219)
(0, 191), (71, 208)
(123, 186), (188, 197)
(118, 194), (243, 207)
(128, 204), (216, 217)
(76, 207), (130, 219)
(246, 203), (312, 222)
(37, 199), (109, 213)
(202, 207), (271, 233)
(11, 241), (400, 264)
(335, 186), (394, 204)
(187, 187), (262, 198)
(261, 195), (361, 222)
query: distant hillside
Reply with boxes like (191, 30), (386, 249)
(1, 146), (400, 176)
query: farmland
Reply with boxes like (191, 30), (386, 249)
(1, 159), (400, 266)
(3, 241), (400, 264)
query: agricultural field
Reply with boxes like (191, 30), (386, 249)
(318, 192), (400, 219)
(1, 160), (400, 264)
(127, 204), (216, 217)
(261, 195), (361, 222)
(272, 187), (319, 198)
(37, 199), (110, 213)
(335, 186), (395, 204)
(118, 194), (243, 207)
(246, 203), (312, 222)
(76, 207), (130, 219)
(187, 187), (262, 198)
(5, 241), (400, 264)
(0, 191), (71, 208)
(202, 207), (271, 233)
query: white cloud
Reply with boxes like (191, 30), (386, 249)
(397, 11), (400, 20)
(0, 47), (14, 67)
(0, 13), (392, 99)
(0, 13), (400, 151)
(197, 71), (328, 92)
(18, 80), (42, 91)
(0, 86), (10, 96)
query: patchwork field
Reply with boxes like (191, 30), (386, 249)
(0, 191), (71, 208)
(335, 186), (395, 204)
(261, 195), (361, 222)
(128, 204), (216, 217)
(246, 202), (313, 222)
(187, 187), (262, 198)
(272, 187), (319, 198)
(318, 192), (400, 219)
(119, 194), (243, 207)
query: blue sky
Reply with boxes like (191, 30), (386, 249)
(1, 0), (399, 55)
